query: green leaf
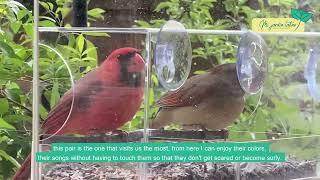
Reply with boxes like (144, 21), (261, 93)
(81, 57), (96, 62)
(40, 16), (57, 23)
(134, 20), (151, 28)
(6, 0), (26, 9)
(85, 40), (97, 60)
(3, 115), (31, 123)
(76, 34), (85, 53)
(43, 2), (54, 10)
(39, 104), (48, 120)
(193, 70), (207, 75)
(151, 74), (159, 87)
(251, 109), (268, 132)
(0, 98), (9, 115)
(0, 41), (19, 58)
(155, 2), (172, 12)
(0, 69), (19, 81)
(82, 47), (96, 57)
(17, 9), (30, 20)
(10, 21), (22, 33)
(291, 8), (313, 22)
(4, 88), (21, 103)
(149, 88), (154, 105)
(88, 8), (105, 19)
(223, 0), (236, 12)
(50, 81), (60, 109)
(39, 20), (56, 27)
(0, 118), (15, 129)
(59, 45), (79, 55)
(56, 7), (71, 18)
(0, 150), (20, 168)
(23, 23), (33, 38)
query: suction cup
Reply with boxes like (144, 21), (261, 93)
(305, 46), (320, 102)
(39, 44), (75, 141)
(236, 31), (268, 94)
(155, 20), (192, 91)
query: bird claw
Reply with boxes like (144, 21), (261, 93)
(219, 128), (229, 141)
(221, 128), (229, 134)
(110, 130), (129, 142)
(159, 127), (165, 132)
(199, 125), (210, 140)
(199, 127), (229, 141)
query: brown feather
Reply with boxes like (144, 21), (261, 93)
(152, 63), (245, 130)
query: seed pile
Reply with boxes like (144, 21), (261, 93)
(43, 160), (318, 180)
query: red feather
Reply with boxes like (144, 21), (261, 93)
(13, 47), (145, 180)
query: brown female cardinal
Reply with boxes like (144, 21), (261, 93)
(13, 47), (145, 180)
(151, 63), (245, 130)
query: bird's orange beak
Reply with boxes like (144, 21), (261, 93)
(137, 49), (142, 53)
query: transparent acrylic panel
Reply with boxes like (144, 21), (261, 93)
(149, 33), (242, 179)
(149, 33), (320, 179)
(38, 31), (148, 179)
(155, 20), (192, 91)
(13, 0), (317, 180)
(38, 0), (155, 28)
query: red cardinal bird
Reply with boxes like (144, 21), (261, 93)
(151, 63), (245, 130)
(13, 47), (145, 180)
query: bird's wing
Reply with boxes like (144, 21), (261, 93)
(156, 74), (210, 108)
(156, 65), (228, 108)
(40, 89), (73, 134)
(41, 70), (101, 134)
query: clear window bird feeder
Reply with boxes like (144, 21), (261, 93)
(28, 0), (320, 179)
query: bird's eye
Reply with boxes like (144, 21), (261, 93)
(117, 51), (136, 61)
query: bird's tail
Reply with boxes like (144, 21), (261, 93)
(13, 154), (31, 180)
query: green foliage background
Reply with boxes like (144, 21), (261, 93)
(135, 0), (320, 161)
(0, 0), (107, 178)
(0, 0), (319, 178)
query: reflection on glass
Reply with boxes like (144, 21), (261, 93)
(305, 46), (320, 102)
(155, 20), (192, 91)
(236, 32), (268, 94)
